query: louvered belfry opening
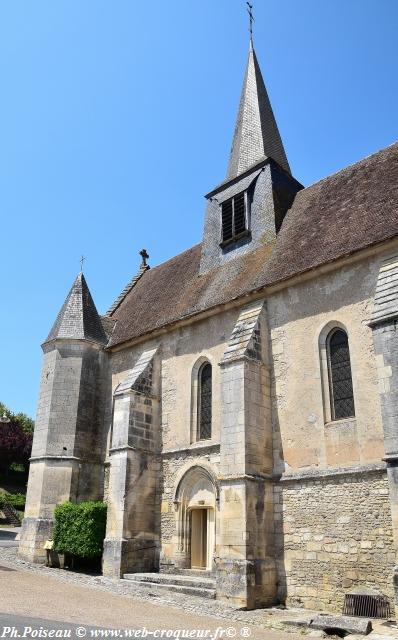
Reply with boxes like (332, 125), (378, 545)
(343, 593), (391, 619)
(327, 328), (355, 420)
(221, 199), (233, 242)
(198, 362), (212, 440)
(221, 191), (247, 243)
(233, 192), (246, 234)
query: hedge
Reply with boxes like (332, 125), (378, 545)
(0, 492), (26, 510)
(53, 501), (107, 559)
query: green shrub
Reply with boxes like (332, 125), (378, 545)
(9, 462), (25, 472)
(53, 501), (107, 559)
(0, 492), (26, 510)
(6, 493), (26, 509)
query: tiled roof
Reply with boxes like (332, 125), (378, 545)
(107, 264), (149, 315)
(255, 142), (398, 287)
(108, 142), (398, 348)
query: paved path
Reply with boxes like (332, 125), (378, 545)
(0, 548), (395, 639)
(0, 529), (19, 548)
(0, 562), (301, 640)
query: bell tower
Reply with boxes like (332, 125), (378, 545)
(200, 39), (302, 274)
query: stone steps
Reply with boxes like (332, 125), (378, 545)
(167, 568), (214, 579)
(2, 504), (21, 527)
(122, 572), (216, 599)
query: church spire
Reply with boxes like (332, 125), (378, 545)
(227, 40), (291, 179)
(45, 272), (107, 345)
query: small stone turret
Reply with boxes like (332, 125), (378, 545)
(19, 272), (108, 563)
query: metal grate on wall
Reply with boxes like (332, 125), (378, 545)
(343, 593), (391, 619)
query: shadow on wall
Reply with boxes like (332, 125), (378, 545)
(271, 401), (288, 605)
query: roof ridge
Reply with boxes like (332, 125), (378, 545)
(107, 264), (150, 316)
(302, 140), (398, 193)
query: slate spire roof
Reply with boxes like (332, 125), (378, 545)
(45, 272), (107, 344)
(227, 40), (291, 179)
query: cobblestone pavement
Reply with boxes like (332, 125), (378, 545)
(0, 548), (395, 639)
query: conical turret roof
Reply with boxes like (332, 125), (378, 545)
(45, 272), (107, 344)
(227, 41), (290, 179)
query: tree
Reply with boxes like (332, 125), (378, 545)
(0, 402), (33, 474)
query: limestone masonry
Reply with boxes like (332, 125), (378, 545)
(19, 32), (398, 616)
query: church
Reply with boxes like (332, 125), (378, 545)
(18, 30), (398, 616)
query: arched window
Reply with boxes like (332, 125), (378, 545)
(327, 328), (355, 420)
(198, 363), (212, 440)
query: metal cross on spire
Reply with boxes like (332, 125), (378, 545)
(246, 2), (254, 42)
(80, 255), (86, 272)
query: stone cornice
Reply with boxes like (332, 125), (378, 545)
(162, 443), (220, 457)
(109, 445), (160, 457)
(42, 338), (104, 353)
(383, 453), (398, 465)
(218, 472), (273, 483)
(278, 462), (386, 483)
(30, 455), (82, 463)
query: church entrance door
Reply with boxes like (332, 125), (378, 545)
(190, 508), (209, 569)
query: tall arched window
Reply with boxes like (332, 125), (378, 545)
(198, 363), (212, 440)
(327, 328), (355, 420)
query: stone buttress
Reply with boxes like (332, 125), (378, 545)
(102, 347), (161, 578)
(369, 253), (398, 618)
(216, 299), (275, 608)
(18, 273), (108, 562)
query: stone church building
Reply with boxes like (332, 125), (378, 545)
(19, 38), (398, 615)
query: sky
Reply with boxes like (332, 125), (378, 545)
(0, 0), (397, 418)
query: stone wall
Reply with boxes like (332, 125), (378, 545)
(109, 310), (238, 454)
(274, 468), (395, 611)
(104, 249), (397, 609)
(268, 256), (386, 474)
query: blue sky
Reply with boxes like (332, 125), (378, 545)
(0, 0), (397, 417)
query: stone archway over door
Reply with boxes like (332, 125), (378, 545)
(173, 465), (218, 570)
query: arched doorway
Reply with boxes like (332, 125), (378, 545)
(173, 465), (218, 570)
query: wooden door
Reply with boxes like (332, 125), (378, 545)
(190, 509), (207, 569)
